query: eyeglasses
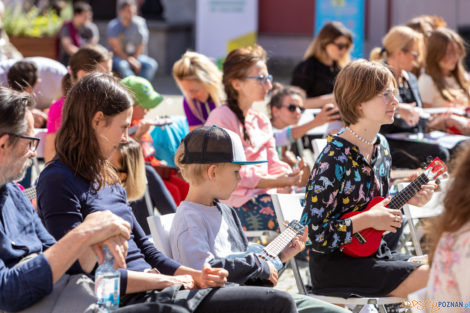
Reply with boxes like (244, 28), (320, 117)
(5, 133), (40, 152)
(245, 74), (273, 86)
(381, 89), (399, 104)
(331, 42), (350, 50)
(282, 104), (305, 113)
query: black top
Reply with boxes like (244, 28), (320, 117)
(291, 55), (340, 98)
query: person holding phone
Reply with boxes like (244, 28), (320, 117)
(268, 82), (340, 166)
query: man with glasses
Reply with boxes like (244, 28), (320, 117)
(0, 87), (166, 313)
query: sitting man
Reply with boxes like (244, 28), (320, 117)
(107, 0), (158, 81)
(0, 87), (164, 313)
(57, 1), (100, 65)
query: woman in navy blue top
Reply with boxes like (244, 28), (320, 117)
(37, 73), (296, 313)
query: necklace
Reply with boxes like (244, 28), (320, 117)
(345, 126), (376, 146)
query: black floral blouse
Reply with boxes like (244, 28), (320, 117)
(301, 133), (392, 253)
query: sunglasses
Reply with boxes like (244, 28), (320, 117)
(331, 42), (350, 50)
(5, 133), (40, 152)
(245, 74), (273, 86)
(282, 104), (305, 113)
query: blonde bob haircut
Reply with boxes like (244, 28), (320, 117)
(370, 26), (423, 63)
(334, 59), (396, 126)
(116, 138), (147, 202)
(174, 142), (229, 186)
(303, 21), (353, 68)
(172, 51), (225, 107)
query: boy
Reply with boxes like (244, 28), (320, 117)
(170, 125), (349, 313)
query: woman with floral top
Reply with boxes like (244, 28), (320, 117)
(301, 59), (435, 298)
(426, 145), (470, 310)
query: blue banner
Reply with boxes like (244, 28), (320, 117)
(315, 0), (365, 59)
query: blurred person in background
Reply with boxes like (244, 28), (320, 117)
(173, 51), (224, 131)
(291, 21), (352, 109)
(107, 0), (158, 81)
(370, 25), (449, 169)
(57, 1), (99, 65)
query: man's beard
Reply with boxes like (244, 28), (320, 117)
(10, 158), (32, 183)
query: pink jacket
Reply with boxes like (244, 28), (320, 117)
(205, 105), (291, 207)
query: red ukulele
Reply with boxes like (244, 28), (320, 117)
(340, 157), (447, 257)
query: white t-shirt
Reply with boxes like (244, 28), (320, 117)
(0, 57), (67, 109)
(418, 72), (469, 108)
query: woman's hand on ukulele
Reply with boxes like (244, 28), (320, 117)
(280, 226), (308, 262)
(406, 173), (437, 207)
(366, 197), (402, 232)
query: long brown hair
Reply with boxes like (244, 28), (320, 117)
(55, 73), (133, 190)
(427, 145), (470, 264)
(303, 21), (353, 68)
(425, 27), (470, 102)
(222, 44), (266, 144)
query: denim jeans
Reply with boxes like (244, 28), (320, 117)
(113, 54), (158, 81)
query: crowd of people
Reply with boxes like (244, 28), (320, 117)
(0, 1), (469, 312)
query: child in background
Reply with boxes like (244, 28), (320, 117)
(173, 51), (224, 130)
(170, 125), (350, 313)
(110, 138), (177, 234)
(268, 82), (339, 166)
(426, 144), (470, 310)
(7, 60), (48, 128)
(121, 75), (189, 205)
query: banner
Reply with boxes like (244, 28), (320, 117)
(315, 0), (365, 58)
(196, 0), (258, 65)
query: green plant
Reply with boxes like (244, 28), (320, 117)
(3, 5), (64, 37)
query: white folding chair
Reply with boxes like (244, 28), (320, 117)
(32, 128), (47, 176)
(271, 193), (405, 313)
(147, 213), (175, 258)
(397, 179), (447, 256)
(311, 138), (327, 163)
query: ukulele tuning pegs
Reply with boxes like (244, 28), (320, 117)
(426, 156), (434, 165)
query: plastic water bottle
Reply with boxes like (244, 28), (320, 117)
(95, 246), (120, 312)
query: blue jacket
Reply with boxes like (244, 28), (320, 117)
(0, 183), (56, 312)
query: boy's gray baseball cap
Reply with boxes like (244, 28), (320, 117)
(180, 125), (267, 165)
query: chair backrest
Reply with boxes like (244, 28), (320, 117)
(147, 213), (175, 258)
(34, 128), (48, 159)
(311, 138), (327, 163)
(271, 193), (304, 232)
